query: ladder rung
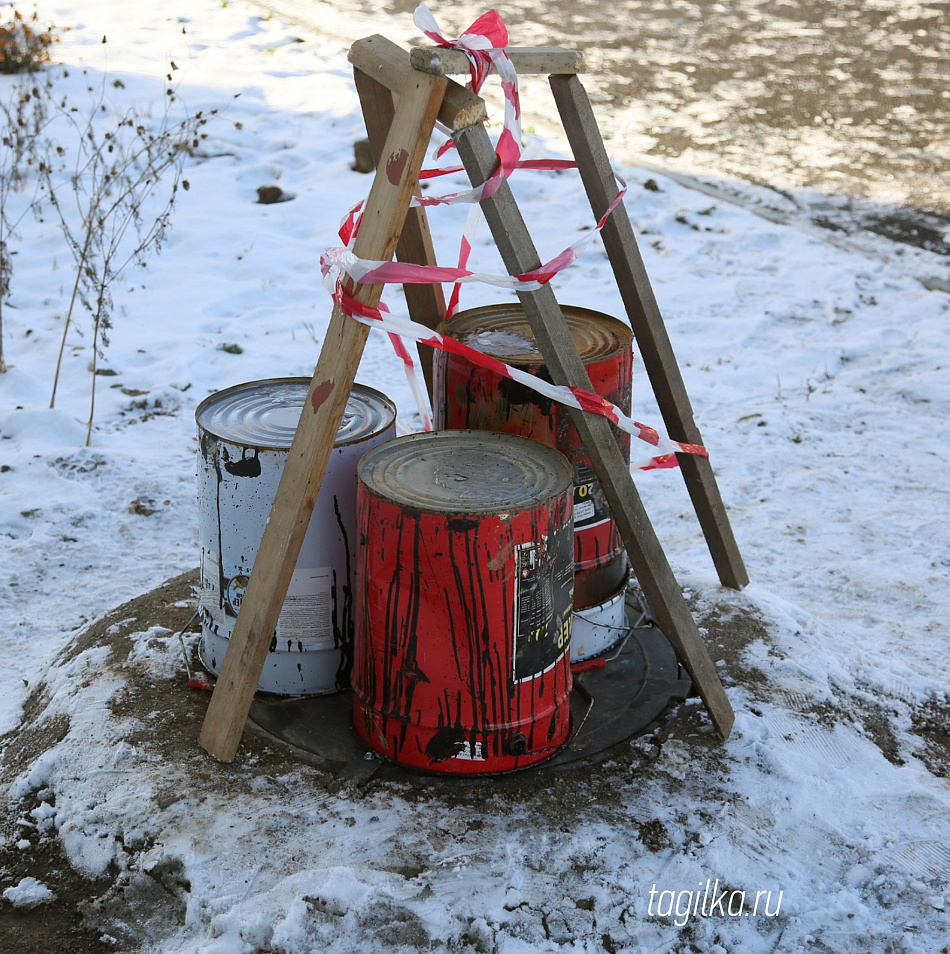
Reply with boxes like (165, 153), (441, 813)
(410, 45), (585, 77)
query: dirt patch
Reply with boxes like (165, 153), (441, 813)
(0, 574), (788, 947)
(911, 698), (950, 779)
(635, 818), (671, 853)
(1, 712), (70, 786)
(688, 597), (913, 769)
(858, 704), (905, 767)
(692, 600), (770, 681)
(80, 856), (191, 950)
(0, 785), (115, 954)
(0, 570), (342, 952)
(0, 571), (229, 949)
(864, 210), (950, 256)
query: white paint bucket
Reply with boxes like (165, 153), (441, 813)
(570, 580), (629, 661)
(196, 378), (396, 694)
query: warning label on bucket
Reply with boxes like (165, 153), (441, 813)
(512, 523), (574, 682)
(573, 460), (609, 530)
(224, 574), (249, 617)
(275, 566), (333, 648)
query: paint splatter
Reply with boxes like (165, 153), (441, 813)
(222, 447), (261, 478)
(310, 379), (335, 414)
(386, 148), (409, 186)
(353, 472), (573, 775)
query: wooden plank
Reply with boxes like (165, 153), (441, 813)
(453, 121), (735, 740)
(550, 73), (749, 591)
(354, 66), (445, 399)
(410, 45), (584, 77)
(199, 68), (448, 762)
(349, 35), (486, 132)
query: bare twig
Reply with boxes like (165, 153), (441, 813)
(0, 72), (53, 372)
(40, 61), (217, 439)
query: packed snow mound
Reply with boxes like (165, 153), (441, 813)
(2, 570), (948, 952)
(1, 0), (948, 950)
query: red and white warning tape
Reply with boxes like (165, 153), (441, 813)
(333, 285), (707, 472)
(320, 4), (708, 472)
(323, 170), (626, 293)
(414, 5), (522, 198)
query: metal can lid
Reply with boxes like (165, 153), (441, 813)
(439, 304), (632, 366)
(358, 430), (574, 515)
(196, 378), (395, 449)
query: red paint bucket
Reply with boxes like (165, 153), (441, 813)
(353, 431), (575, 774)
(434, 304), (633, 609)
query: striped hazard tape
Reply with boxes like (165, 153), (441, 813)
(333, 285), (707, 472)
(321, 4), (708, 472)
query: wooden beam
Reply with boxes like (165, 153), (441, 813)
(550, 73), (749, 591)
(349, 35), (486, 132)
(353, 66), (445, 399)
(198, 68), (448, 762)
(453, 121), (735, 740)
(410, 45), (584, 77)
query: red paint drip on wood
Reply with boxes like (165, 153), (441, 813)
(311, 379), (335, 414)
(386, 148), (409, 186)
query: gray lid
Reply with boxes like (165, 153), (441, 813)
(438, 304), (632, 366)
(196, 378), (395, 449)
(358, 430), (573, 516)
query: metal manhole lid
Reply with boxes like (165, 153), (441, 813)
(247, 598), (690, 785)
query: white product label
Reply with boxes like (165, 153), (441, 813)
(574, 498), (596, 523)
(275, 566), (333, 648)
(453, 741), (485, 761)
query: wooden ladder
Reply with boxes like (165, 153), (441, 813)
(198, 37), (747, 762)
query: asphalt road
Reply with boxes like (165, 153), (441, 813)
(261, 0), (950, 262)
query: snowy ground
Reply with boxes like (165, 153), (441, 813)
(1, 0), (949, 951)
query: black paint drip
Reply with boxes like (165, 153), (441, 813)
(332, 494), (354, 689)
(222, 446), (261, 478)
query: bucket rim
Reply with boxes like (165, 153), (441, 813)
(437, 303), (633, 367)
(196, 378), (396, 450)
(358, 429), (575, 516)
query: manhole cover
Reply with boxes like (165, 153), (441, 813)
(247, 595), (690, 783)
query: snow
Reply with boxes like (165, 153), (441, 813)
(1, 0), (949, 951)
(3, 875), (54, 907)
